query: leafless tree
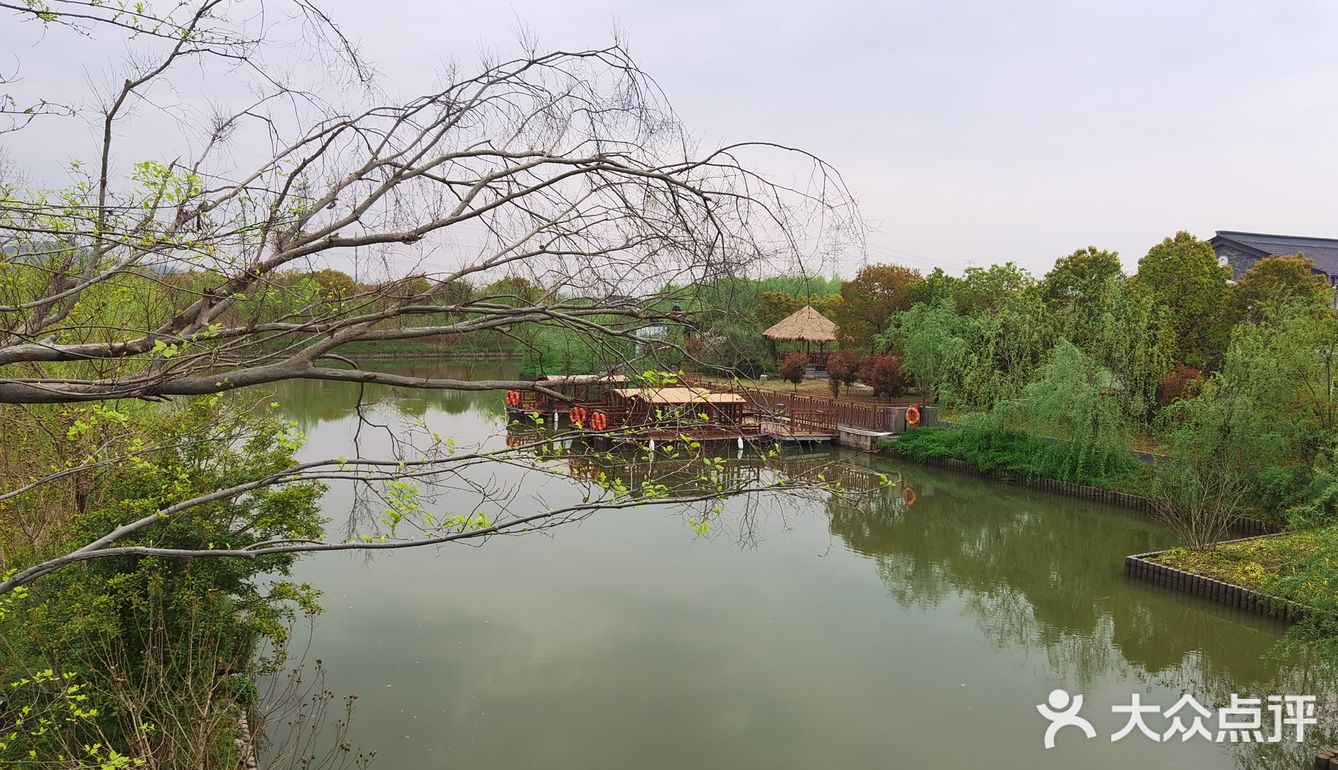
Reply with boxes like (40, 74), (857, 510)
(1149, 457), (1252, 550)
(0, 0), (860, 592)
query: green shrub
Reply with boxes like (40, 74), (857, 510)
(883, 425), (1139, 489)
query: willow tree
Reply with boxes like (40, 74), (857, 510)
(882, 298), (971, 405)
(0, 1), (857, 587)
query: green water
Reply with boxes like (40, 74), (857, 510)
(270, 361), (1325, 770)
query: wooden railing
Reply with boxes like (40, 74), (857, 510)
(515, 390), (553, 413)
(731, 389), (837, 433)
(689, 378), (903, 435)
(834, 401), (895, 432)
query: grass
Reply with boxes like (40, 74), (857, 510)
(1152, 528), (1338, 605)
(881, 425), (1145, 490)
(933, 408), (1168, 458)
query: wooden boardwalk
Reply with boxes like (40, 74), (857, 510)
(759, 420), (835, 443)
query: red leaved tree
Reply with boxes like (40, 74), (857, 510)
(778, 353), (809, 389)
(826, 350), (860, 399)
(858, 354), (911, 400)
(1157, 365), (1206, 409)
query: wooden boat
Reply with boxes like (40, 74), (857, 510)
(504, 374), (630, 420)
(583, 386), (763, 447)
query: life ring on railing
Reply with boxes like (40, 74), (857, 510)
(571, 406), (587, 425)
(905, 405), (921, 426)
(504, 390), (516, 407)
(901, 485), (917, 506)
(590, 411), (608, 431)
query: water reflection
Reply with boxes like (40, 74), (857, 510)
(827, 465), (1333, 768)
(271, 361), (1333, 770)
(829, 471), (1284, 681)
(278, 360), (511, 430)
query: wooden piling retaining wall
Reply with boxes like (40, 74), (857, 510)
(1125, 541), (1308, 625)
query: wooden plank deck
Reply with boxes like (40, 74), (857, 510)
(759, 420), (835, 443)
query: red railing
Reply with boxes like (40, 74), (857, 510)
(515, 390), (554, 413)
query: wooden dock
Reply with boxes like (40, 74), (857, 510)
(504, 377), (937, 450)
(759, 420), (835, 443)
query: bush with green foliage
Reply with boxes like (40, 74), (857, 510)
(1147, 303), (1337, 545)
(0, 396), (325, 767)
(685, 321), (772, 377)
(884, 425), (1139, 488)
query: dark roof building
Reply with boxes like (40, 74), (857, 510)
(1210, 231), (1338, 284)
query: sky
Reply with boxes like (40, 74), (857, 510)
(4, 0), (1338, 278)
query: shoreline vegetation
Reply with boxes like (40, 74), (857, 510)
(880, 424), (1147, 492)
(879, 428), (1328, 626)
(8, 1), (1338, 765)
(331, 243), (1336, 628)
(1152, 532), (1329, 596)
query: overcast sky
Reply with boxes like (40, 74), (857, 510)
(6, 0), (1338, 278)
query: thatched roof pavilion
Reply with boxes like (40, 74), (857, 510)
(762, 305), (838, 342)
(761, 305), (839, 371)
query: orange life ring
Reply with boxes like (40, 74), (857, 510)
(905, 405), (921, 426)
(901, 485), (917, 506)
(505, 390), (516, 407)
(591, 411), (607, 431)
(572, 406), (586, 424)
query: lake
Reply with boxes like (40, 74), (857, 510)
(269, 361), (1320, 770)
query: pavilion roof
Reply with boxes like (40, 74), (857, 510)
(762, 305), (838, 342)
